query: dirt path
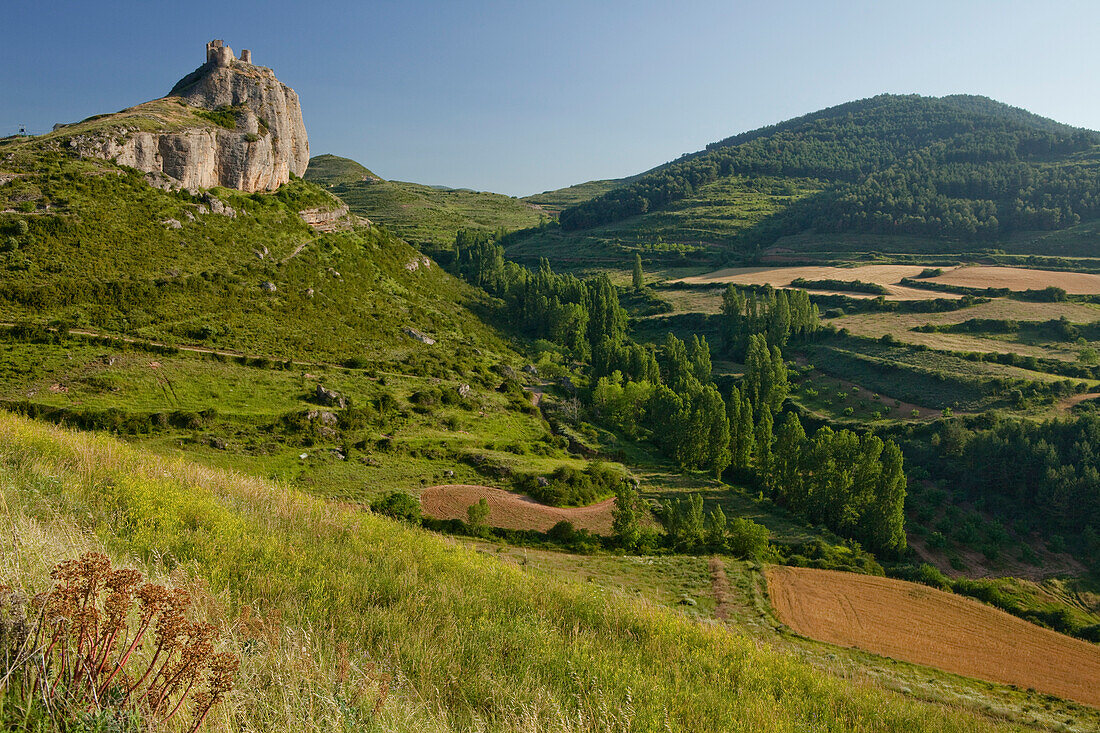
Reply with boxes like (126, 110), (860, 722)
(766, 565), (1100, 708)
(709, 557), (734, 622)
(1057, 392), (1100, 412)
(420, 484), (616, 534)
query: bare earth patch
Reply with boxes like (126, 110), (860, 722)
(420, 484), (615, 534)
(766, 566), (1100, 708)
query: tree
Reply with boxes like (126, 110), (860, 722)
(632, 253), (645, 292)
(687, 335), (712, 384)
(467, 497), (490, 534)
(661, 333), (696, 395)
(612, 482), (644, 550)
(371, 491), (421, 523)
(727, 517), (770, 558)
(700, 385), (731, 479)
(706, 506), (728, 550)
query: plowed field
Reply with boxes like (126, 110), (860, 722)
(766, 566), (1100, 707)
(420, 484), (616, 533)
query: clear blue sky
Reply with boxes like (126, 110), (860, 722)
(3, 1), (1098, 196)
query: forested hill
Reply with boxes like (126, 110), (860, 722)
(558, 94), (1100, 245)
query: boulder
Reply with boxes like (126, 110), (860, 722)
(403, 327), (436, 345)
(314, 384), (346, 409)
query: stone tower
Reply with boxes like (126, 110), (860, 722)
(240, 49), (252, 64)
(205, 39), (235, 67)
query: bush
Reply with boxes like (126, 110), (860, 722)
(370, 491), (421, 523)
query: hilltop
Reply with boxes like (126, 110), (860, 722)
(504, 94), (1100, 269)
(305, 154), (549, 248)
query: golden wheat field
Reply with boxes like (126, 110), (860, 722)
(765, 566), (1100, 708)
(420, 484), (616, 533)
(675, 264), (1100, 299)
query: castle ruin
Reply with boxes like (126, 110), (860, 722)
(205, 39), (252, 67)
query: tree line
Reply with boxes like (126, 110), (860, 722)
(451, 230), (908, 555)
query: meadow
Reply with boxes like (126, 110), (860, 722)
(0, 413), (1028, 733)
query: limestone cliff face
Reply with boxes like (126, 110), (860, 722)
(79, 43), (309, 192)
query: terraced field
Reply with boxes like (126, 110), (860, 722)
(766, 566), (1100, 708)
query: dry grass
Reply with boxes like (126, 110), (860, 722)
(675, 264), (1100, 300)
(421, 484), (616, 534)
(832, 299), (1100, 359)
(935, 266), (1100, 293)
(674, 265), (954, 300)
(766, 566), (1100, 708)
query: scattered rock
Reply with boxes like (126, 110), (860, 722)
(558, 375), (576, 394)
(523, 364), (539, 376)
(260, 281), (277, 293)
(204, 194), (237, 218)
(299, 453), (309, 460)
(299, 205), (350, 232)
(457, 383), (471, 398)
(253, 245), (269, 260)
(306, 409), (339, 426)
(49, 383), (68, 393)
(678, 596), (697, 607)
(403, 327), (436, 345)
(326, 267), (341, 278)
(98, 354), (116, 366)
(183, 210), (195, 221)
(208, 436), (227, 450)
(196, 204), (209, 215)
(404, 255), (432, 272)
(314, 384), (346, 408)
(536, 476), (550, 488)
(443, 470), (455, 478)
(162, 218), (182, 229)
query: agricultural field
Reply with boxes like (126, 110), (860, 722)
(766, 566), (1100, 708)
(421, 484), (617, 533)
(830, 298), (1100, 360)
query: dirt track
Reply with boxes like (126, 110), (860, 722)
(766, 566), (1100, 708)
(420, 484), (616, 534)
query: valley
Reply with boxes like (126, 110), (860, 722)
(2, 34), (1099, 733)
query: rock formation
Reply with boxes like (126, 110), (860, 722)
(78, 40), (308, 192)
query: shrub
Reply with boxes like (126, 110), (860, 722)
(370, 491), (421, 523)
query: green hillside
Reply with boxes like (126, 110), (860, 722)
(305, 152), (381, 184)
(521, 178), (626, 214)
(505, 94), (1100, 270)
(0, 414), (1026, 733)
(305, 154), (549, 247)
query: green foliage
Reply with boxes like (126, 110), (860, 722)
(306, 156), (545, 248)
(559, 94), (1100, 248)
(790, 277), (888, 295)
(466, 497), (490, 532)
(193, 105), (240, 130)
(768, 413), (907, 555)
(370, 491), (422, 523)
(631, 253), (645, 292)
(516, 461), (625, 507)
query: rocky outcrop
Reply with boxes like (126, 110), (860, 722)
(76, 41), (308, 193)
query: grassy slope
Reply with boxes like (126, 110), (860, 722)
(0, 413), (1023, 733)
(304, 155), (548, 248)
(521, 179), (625, 215)
(505, 176), (820, 272)
(0, 143), (516, 368)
